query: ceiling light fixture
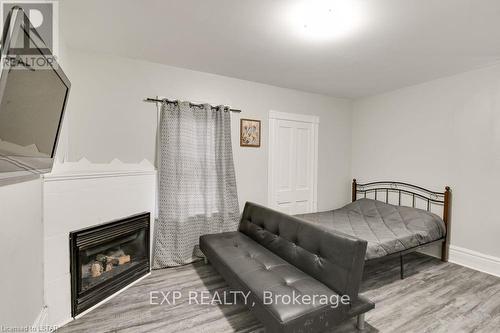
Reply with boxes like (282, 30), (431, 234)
(287, 0), (365, 41)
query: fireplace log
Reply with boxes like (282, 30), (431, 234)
(96, 254), (107, 263)
(107, 257), (119, 265)
(96, 254), (120, 266)
(118, 255), (131, 265)
(90, 261), (103, 277)
(105, 262), (114, 272)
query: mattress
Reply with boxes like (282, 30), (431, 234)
(295, 198), (446, 260)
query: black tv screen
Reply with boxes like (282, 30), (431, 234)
(0, 7), (70, 183)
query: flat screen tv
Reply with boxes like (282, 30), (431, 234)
(0, 6), (70, 184)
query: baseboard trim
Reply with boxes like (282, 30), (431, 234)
(449, 245), (500, 278)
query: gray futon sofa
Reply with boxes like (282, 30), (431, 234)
(200, 202), (374, 333)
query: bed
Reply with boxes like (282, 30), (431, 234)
(295, 179), (451, 278)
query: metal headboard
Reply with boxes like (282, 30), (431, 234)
(352, 179), (449, 212)
(351, 178), (452, 261)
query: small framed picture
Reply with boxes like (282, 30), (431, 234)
(240, 119), (261, 147)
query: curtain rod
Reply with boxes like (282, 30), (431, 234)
(144, 97), (242, 113)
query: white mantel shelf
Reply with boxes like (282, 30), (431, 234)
(43, 169), (157, 182)
(43, 158), (156, 182)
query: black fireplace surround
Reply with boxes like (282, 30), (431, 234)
(70, 212), (150, 317)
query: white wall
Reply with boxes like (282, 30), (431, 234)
(352, 63), (500, 260)
(0, 178), (44, 326)
(63, 49), (353, 211)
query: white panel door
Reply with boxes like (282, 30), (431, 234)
(269, 111), (318, 215)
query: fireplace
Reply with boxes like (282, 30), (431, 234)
(70, 212), (150, 317)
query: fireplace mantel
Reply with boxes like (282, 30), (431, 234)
(42, 169), (156, 327)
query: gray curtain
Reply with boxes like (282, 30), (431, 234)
(153, 101), (240, 268)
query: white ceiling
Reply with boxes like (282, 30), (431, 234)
(61, 0), (500, 98)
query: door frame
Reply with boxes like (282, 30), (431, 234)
(268, 110), (319, 213)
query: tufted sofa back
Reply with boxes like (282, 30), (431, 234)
(238, 202), (367, 299)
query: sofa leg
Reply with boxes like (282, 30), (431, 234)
(357, 313), (366, 330)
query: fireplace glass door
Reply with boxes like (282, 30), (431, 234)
(70, 213), (150, 316)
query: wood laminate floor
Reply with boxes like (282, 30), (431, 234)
(59, 253), (500, 333)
